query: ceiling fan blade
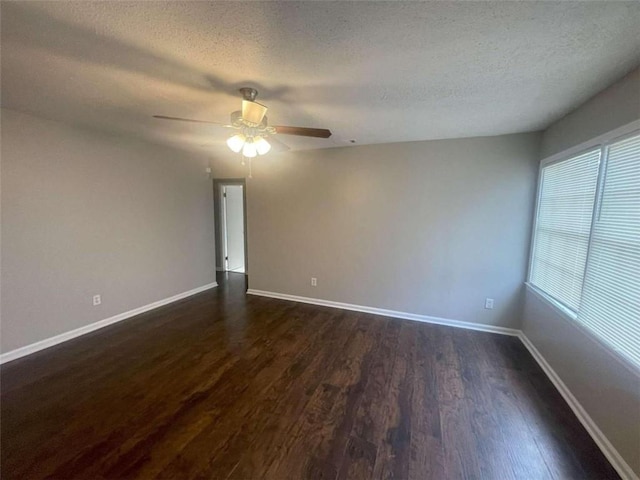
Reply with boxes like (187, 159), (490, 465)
(268, 135), (291, 153)
(153, 115), (232, 127)
(241, 100), (268, 125)
(273, 125), (332, 138)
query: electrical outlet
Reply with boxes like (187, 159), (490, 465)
(485, 298), (494, 310)
(311, 277), (317, 287)
(93, 294), (101, 306)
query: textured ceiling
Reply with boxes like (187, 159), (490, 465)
(2, 1), (639, 157)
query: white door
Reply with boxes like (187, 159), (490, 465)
(223, 185), (245, 273)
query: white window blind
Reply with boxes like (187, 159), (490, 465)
(530, 149), (601, 311)
(577, 133), (640, 367)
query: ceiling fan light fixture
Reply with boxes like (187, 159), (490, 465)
(226, 133), (246, 153)
(242, 139), (257, 158)
(254, 136), (271, 155)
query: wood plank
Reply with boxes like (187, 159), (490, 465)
(371, 321), (415, 480)
(408, 323), (445, 480)
(228, 310), (359, 480)
(337, 435), (378, 480)
(453, 330), (553, 480)
(433, 327), (484, 480)
(262, 314), (385, 479)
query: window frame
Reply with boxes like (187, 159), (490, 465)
(526, 119), (640, 375)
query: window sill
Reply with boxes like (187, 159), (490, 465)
(524, 283), (577, 322)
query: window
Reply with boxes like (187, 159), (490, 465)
(529, 149), (601, 312)
(577, 134), (640, 366)
(529, 132), (640, 369)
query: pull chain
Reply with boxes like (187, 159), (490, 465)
(240, 155), (252, 179)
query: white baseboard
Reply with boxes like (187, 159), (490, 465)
(246, 289), (520, 336)
(518, 333), (639, 480)
(0, 282), (218, 365)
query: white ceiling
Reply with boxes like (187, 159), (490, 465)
(2, 1), (639, 157)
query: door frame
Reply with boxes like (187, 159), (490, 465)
(213, 178), (248, 274)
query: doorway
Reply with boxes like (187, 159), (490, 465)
(214, 179), (248, 275)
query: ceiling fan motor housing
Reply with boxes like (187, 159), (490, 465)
(239, 87), (258, 102)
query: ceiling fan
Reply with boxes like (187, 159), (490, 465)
(153, 87), (332, 157)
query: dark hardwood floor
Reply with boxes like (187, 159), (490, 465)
(1, 272), (619, 479)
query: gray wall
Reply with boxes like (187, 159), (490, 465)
(1, 109), (216, 353)
(213, 132), (541, 329)
(522, 67), (640, 477)
(541, 67), (640, 157)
